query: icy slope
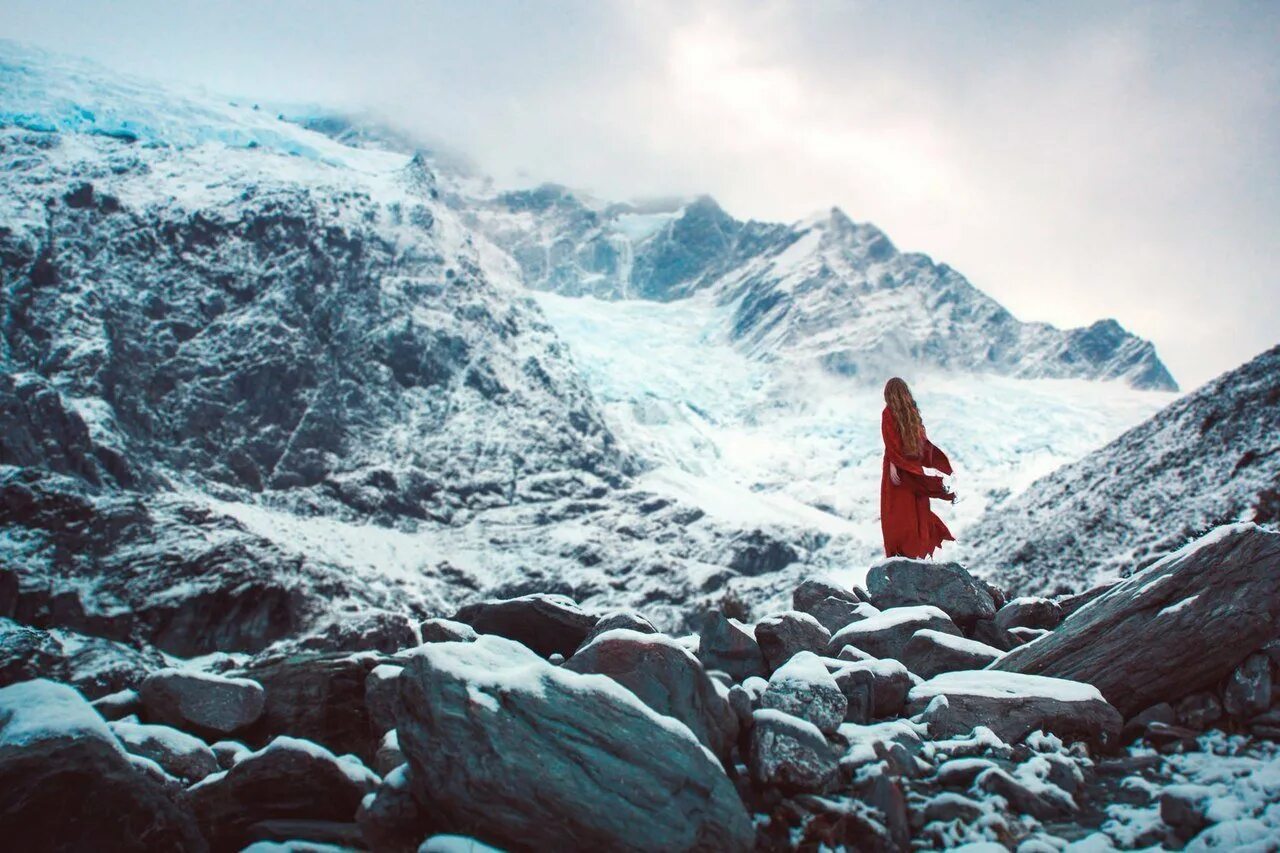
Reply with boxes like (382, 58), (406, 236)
(963, 345), (1280, 595)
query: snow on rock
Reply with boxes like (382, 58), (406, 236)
(759, 650), (847, 734)
(139, 667), (265, 735)
(109, 719), (219, 783)
(394, 634), (754, 852)
(753, 610), (831, 672)
(832, 658), (918, 721)
(900, 629), (1005, 679)
(866, 559), (997, 627)
(828, 605), (961, 661)
(451, 593), (597, 659)
(748, 707), (840, 794)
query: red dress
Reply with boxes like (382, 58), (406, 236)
(880, 406), (955, 558)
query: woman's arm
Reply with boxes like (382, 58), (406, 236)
(882, 409), (928, 475)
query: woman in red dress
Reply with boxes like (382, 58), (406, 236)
(880, 377), (957, 558)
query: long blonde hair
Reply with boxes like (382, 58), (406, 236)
(884, 377), (923, 457)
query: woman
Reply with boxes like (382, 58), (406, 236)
(880, 377), (957, 558)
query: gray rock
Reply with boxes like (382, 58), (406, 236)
(1174, 691), (1223, 730)
(373, 730), (405, 777)
(922, 792), (985, 824)
(994, 597), (1064, 631)
(993, 524), (1280, 717)
(828, 605), (961, 661)
(900, 629), (1003, 679)
(748, 709), (839, 794)
(976, 766), (1075, 819)
(1248, 708), (1280, 739)
(908, 670), (1123, 750)
(1122, 702), (1176, 741)
(1160, 785), (1212, 840)
(759, 651), (847, 734)
(866, 559), (996, 626)
(1053, 580), (1122, 618)
(92, 687), (142, 721)
(1009, 627), (1052, 644)
(754, 611), (831, 672)
(968, 618), (1021, 652)
(452, 593), (597, 659)
(834, 644), (877, 664)
(791, 579), (868, 634)
(932, 757), (999, 789)
(365, 663), (405, 739)
(417, 618), (478, 644)
(210, 740), (250, 770)
(183, 736), (379, 851)
(395, 635), (754, 852)
(564, 628), (737, 762)
(140, 668), (265, 735)
(357, 764), (434, 853)
(0, 679), (206, 851)
(110, 720), (220, 783)
(580, 609), (657, 646)
(696, 609), (768, 682)
(832, 659), (916, 720)
(1223, 653), (1272, 719)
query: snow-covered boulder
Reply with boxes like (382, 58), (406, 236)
(993, 597), (1064, 632)
(580, 609), (658, 646)
(832, 659), (918, 722)
(0, 618), (164, 698)
(266, 610), (418, 657)
(748, 709), (839, 794)
(417, 618), (478, 644)
(563, 628), (737, 762)
(0, 679), (204, 850)
(140, 668), (265, 735)
(759, 651), (847, 734)
(210, 739), (250, 770)
(451, 593), (597, 658)
(993, 524), (1280, 717)
(791, 578), (870, 634)
(900, 629), (1004, 679)
(395, 635), (754, 852)
(828, 606), (961, 661)
(696, 609), (768, 682)
(754, 610), (831, 672)
(365, 663), (405, 739)
(866, 559), (996, 626)
(357, 763), (429, 853)
(110, 719), (219, 783)
(907, 671), (1122, 750)
(92, 687), (142, 721)
(183, 736), (379, 850)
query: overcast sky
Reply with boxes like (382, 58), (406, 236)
(8, 1), (1278, 390)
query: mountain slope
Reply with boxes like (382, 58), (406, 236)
(962, 345), (1280, 595)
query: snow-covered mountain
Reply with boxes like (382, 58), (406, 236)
(0, 41), (1182, 659)
(962, 344), (1280, 595)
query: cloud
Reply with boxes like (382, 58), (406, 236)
(7, 0), (1278, 388)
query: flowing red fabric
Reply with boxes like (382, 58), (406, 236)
(880, 406), (955, 558)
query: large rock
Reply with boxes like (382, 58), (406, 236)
(748, 709), (839, 794)
(1223, 653), (1273, 719)
(418, 618), (478, 644)
(580, 609), (657, 646)
(828, 606), (960, 661)
(900, 629), (1004, 679)
(865, 559), (996, 626)
(563, 628), (737, 762)
(233, 652), (390, 763)
(758, 651), (847, 734)
(791, 579), (869, 634)
(140, 668), (265, 735)
(907, 670), (1123, 750)
(696, 609), (768, 682)
(110, 720), (220, 783)
(832, 659), (917, 721)
(994, 597), (1064, 631)
(993, 524), (1280, 717)
(754, 611), (831, 672)
(0, 679), (206, 851)
(452, 593), (597, 658)
(395, 635), (754, 852)
(0, 618), (165, 698)
(184, 736), (379, 850)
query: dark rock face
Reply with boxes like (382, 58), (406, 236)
(697, 609), (768, 682)
(828, 606), (961, 661)
(866, 560), (995, 627)
(907, 671), (1123, 750)
(754, 611), (831, 672)
(1223, 653), (1273, 719)
(900, 629), (1003, 679)
(563, 628), (737, 762)
(452, 593), (597, 658)
(1174, 692), (1223, 731)
(792, 579), (869, 634)
(140, 669), (266, 736)
(395, 636), (755, 852)
(183, 736), (378, 851)
(0, 617), (164, 698)
(748, 709), (839, 794)
(110, 720), (221, 783)
(993, 524), (1280, 717)
(0, 679), (207, 851)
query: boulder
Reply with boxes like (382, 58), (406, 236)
(395, 635), (754, 852)
(900, 629), (1004, 679)
(110, 720), (220, 783)
(1009, 627), (1051, 644)
(1174, 691), (1223, 731)
(0, 679), (206, 851)
(0, 618), (164, 698)
(234, 653), (390, 763)
(365, 663), (405, 738)
(748, 709), (839, 794)
(580, 609), (657, 646)
(269, 610), (418, 656)
(994, 597), (1064, 632)
(140, 668), (265, 735)
(759, 651), (847, 734)
(357, 764), (435, 853)
(1159, 785), (1212, 840)
(1053, 580), (1121, 618)
(976, 766), (1075, 820)
(968, 618), (1020, 652)
(754, 611), (831, 672)
(1121, 702), (1176, 742)
(696, 609), (768, 682)
(563, 628), (737, 762)
(792, 579), (870, 634)
(832, 659), (916, 721)
(211, 740), (250, 770)
(828, 606), (961, 661)
(993, 524), (1280, 717)
(93, 687), (142, 720)
(452, 593), (596, 658)
(865, 559), (996, 626)
(183, 736), (379, 850)
(1223, 653), (1272, 719)
(417, 618), (478, 644)
(907, 670), (1123, 750)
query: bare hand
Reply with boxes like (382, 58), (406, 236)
(889, 463), (901, 486)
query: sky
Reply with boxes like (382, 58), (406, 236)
(7, 0), (1278, 390)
